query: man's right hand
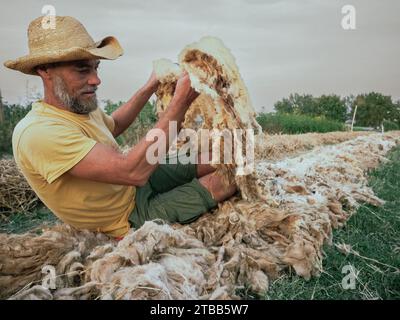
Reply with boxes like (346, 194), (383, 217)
(172, 72), (199, 109)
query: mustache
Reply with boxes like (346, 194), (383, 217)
(78, 86), (98, 94)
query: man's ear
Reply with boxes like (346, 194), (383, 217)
(36, 65), (53, 80)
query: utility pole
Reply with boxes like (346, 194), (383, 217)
(351, 105), (358, 132)
(0, 89), (4, 124)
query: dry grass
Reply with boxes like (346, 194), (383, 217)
(0, 158), (39, 219)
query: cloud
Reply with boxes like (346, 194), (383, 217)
(0, 0), (399, 111)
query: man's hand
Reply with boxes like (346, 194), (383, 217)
(171, 72), (199, 110)
(145, 71), (160, 92)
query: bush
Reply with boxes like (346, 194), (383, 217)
(383, 120), (399, 132)
(0, 104), (32, 156)
(351, 93), (397, 128)
(274, 93), (347, 122)
(104, 99), (157, 146)
(256, 112), (345, 134)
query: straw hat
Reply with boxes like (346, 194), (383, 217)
(4, 16), (124, 75)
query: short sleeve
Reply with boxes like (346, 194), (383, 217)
(101, 110), (115, 134)
(17, 123), (97, 183)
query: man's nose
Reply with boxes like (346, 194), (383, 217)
(88, 71), (101, 86)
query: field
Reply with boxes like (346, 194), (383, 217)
(1, 130), (399, 300)
(265, 145), (400, 299)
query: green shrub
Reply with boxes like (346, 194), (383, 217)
(256, 112), (345, 134)
(274, 93), (347, 122)
(0, 104), (32, 156)
(104, 99), (157, 146)
(383, 119), (399, 132)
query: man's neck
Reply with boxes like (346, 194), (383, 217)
(43, 91), (70, 112)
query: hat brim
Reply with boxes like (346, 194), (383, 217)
(4, 36), (123, 75)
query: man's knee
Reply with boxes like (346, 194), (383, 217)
(199, 173), (237, 202)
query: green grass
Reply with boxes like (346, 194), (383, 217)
(264, 145), (400, 300)
(256, 113), (345, 134)
(0, 205), (59, 234)
(352, 126), (373, 132)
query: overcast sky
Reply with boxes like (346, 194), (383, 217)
(1, 0), (399, 112)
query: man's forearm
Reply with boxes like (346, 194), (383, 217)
(111, 83), (157, 137)
(123, 92), (195, 185)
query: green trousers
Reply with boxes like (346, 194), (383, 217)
(129, 155), (217, 229)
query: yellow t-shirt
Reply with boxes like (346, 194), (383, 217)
(12, 101), (136, 237)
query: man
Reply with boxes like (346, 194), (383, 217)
(4, 16), (237, 238)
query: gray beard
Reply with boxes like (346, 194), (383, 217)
(53, 76), (98, 114)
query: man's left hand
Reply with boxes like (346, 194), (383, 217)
(145, 71), (160, 92)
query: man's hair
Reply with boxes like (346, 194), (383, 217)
(35, 62), (62, 73)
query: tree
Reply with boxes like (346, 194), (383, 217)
(274, 93), (318, 116)
(393, 100), (400, 128)
(296, 94), (319, 116)
(275, 93), (347, 121)
(274, 97), (294, 114)
(351, 92), (395, 128)
(317, 95), (347, 122)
